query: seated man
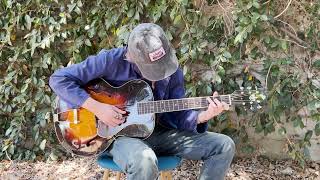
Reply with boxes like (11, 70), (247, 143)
(49, 23), (235, 180)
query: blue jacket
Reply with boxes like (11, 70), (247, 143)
(49, 47), (208, 133)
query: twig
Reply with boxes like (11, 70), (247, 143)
(279, 38), (308, 49)
(278, 27), (304, 44)
(272, 116), (306, 164)
(172, 0), (191, 39)
(276, 19), (297, 37)
(277, 26), (317, 50)
(274, 0), (293, 19)
(262, 0), (271, 5)
(216, 0), (228, 15)
(199, 0), (205, 12)
(5, 150), (13, 163)
(265, 63), (273, 88)
(216, 0), (234, 36)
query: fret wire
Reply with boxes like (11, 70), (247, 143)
(150, 101), (154, 114)
(190, 98), (194, 108)
(147, 101), (150, 114)
(141, 102), (144, 114)
(184, 99), (188, 109)
(149, 101), (152, 113)
(146, 102), (149, 114)
(160, 100), (164, 112)
(148, 102), (151, 114)
(163, 100), (165, 112)
(156, 101), (159, 113)
(157, 101), (160, 113)
(180, 99), (183, 110)
(183, 99), (187, 109)
(154, 101), (157, 113)
(165, 100), (169, 112)
(144, 102), (147, 114)
(174, 99), (179, 111)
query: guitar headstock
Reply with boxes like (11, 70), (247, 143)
(231, 87), (267, 111)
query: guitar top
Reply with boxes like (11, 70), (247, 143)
(54, 79), (155, 157)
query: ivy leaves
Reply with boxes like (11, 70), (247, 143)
(0, 0), (319, 164)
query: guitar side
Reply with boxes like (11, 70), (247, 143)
(53, 79), (155, 157)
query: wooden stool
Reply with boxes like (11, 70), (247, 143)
(97, 154), (181, 180)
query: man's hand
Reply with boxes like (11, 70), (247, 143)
(197, 92), (229, 124)
(82, 97), (126, 127)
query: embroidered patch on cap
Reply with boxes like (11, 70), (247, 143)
(149, 47), (166, 62)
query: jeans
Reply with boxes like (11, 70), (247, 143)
(107, 124), (235, 180)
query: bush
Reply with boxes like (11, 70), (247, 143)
(0, 0), (319, 165)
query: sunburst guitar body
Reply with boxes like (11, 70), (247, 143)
(54, 79), (155, 157)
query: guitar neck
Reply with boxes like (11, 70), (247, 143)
(138, 95), (235, 114)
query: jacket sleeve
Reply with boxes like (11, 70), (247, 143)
(166, 69), (208, 133)
(49, 48), (122, 108)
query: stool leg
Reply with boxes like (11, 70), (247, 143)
(160, 171), (172, 180)
(103, 169), (109, 180)
(116, 172), (121, 180)
(160, 172), (165, 180)
(167, 171), (172, 180)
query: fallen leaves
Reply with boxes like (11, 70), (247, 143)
(0, 156), (319, 180)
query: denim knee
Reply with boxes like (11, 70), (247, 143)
(208, 134), (235, 157)
(221, 135), (235, 156)
(127, 148), (159, 178)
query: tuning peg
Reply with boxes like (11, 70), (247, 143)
(250, 101), (253, 104)
(250, 105), (254, 111)
(240, 87), (244, 90)
(247, 87), (252, 90)
(242, 102), (246, 105)
(257, 105), (262, 109)
(257, 100), (261, 103)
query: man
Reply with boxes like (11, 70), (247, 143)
(49, 23), (235, 180)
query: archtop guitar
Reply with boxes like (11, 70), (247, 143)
(53, 79), (265, 157)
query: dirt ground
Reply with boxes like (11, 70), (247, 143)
(1, 156), (319, 180)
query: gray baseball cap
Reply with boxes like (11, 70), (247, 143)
(127, 23), (179, 81)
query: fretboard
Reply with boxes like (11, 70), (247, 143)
(137, 95), (232, 115)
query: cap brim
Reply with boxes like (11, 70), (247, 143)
(135, 51), (178, 81)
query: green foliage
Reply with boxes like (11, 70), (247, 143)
(0, 0), (319, 165)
